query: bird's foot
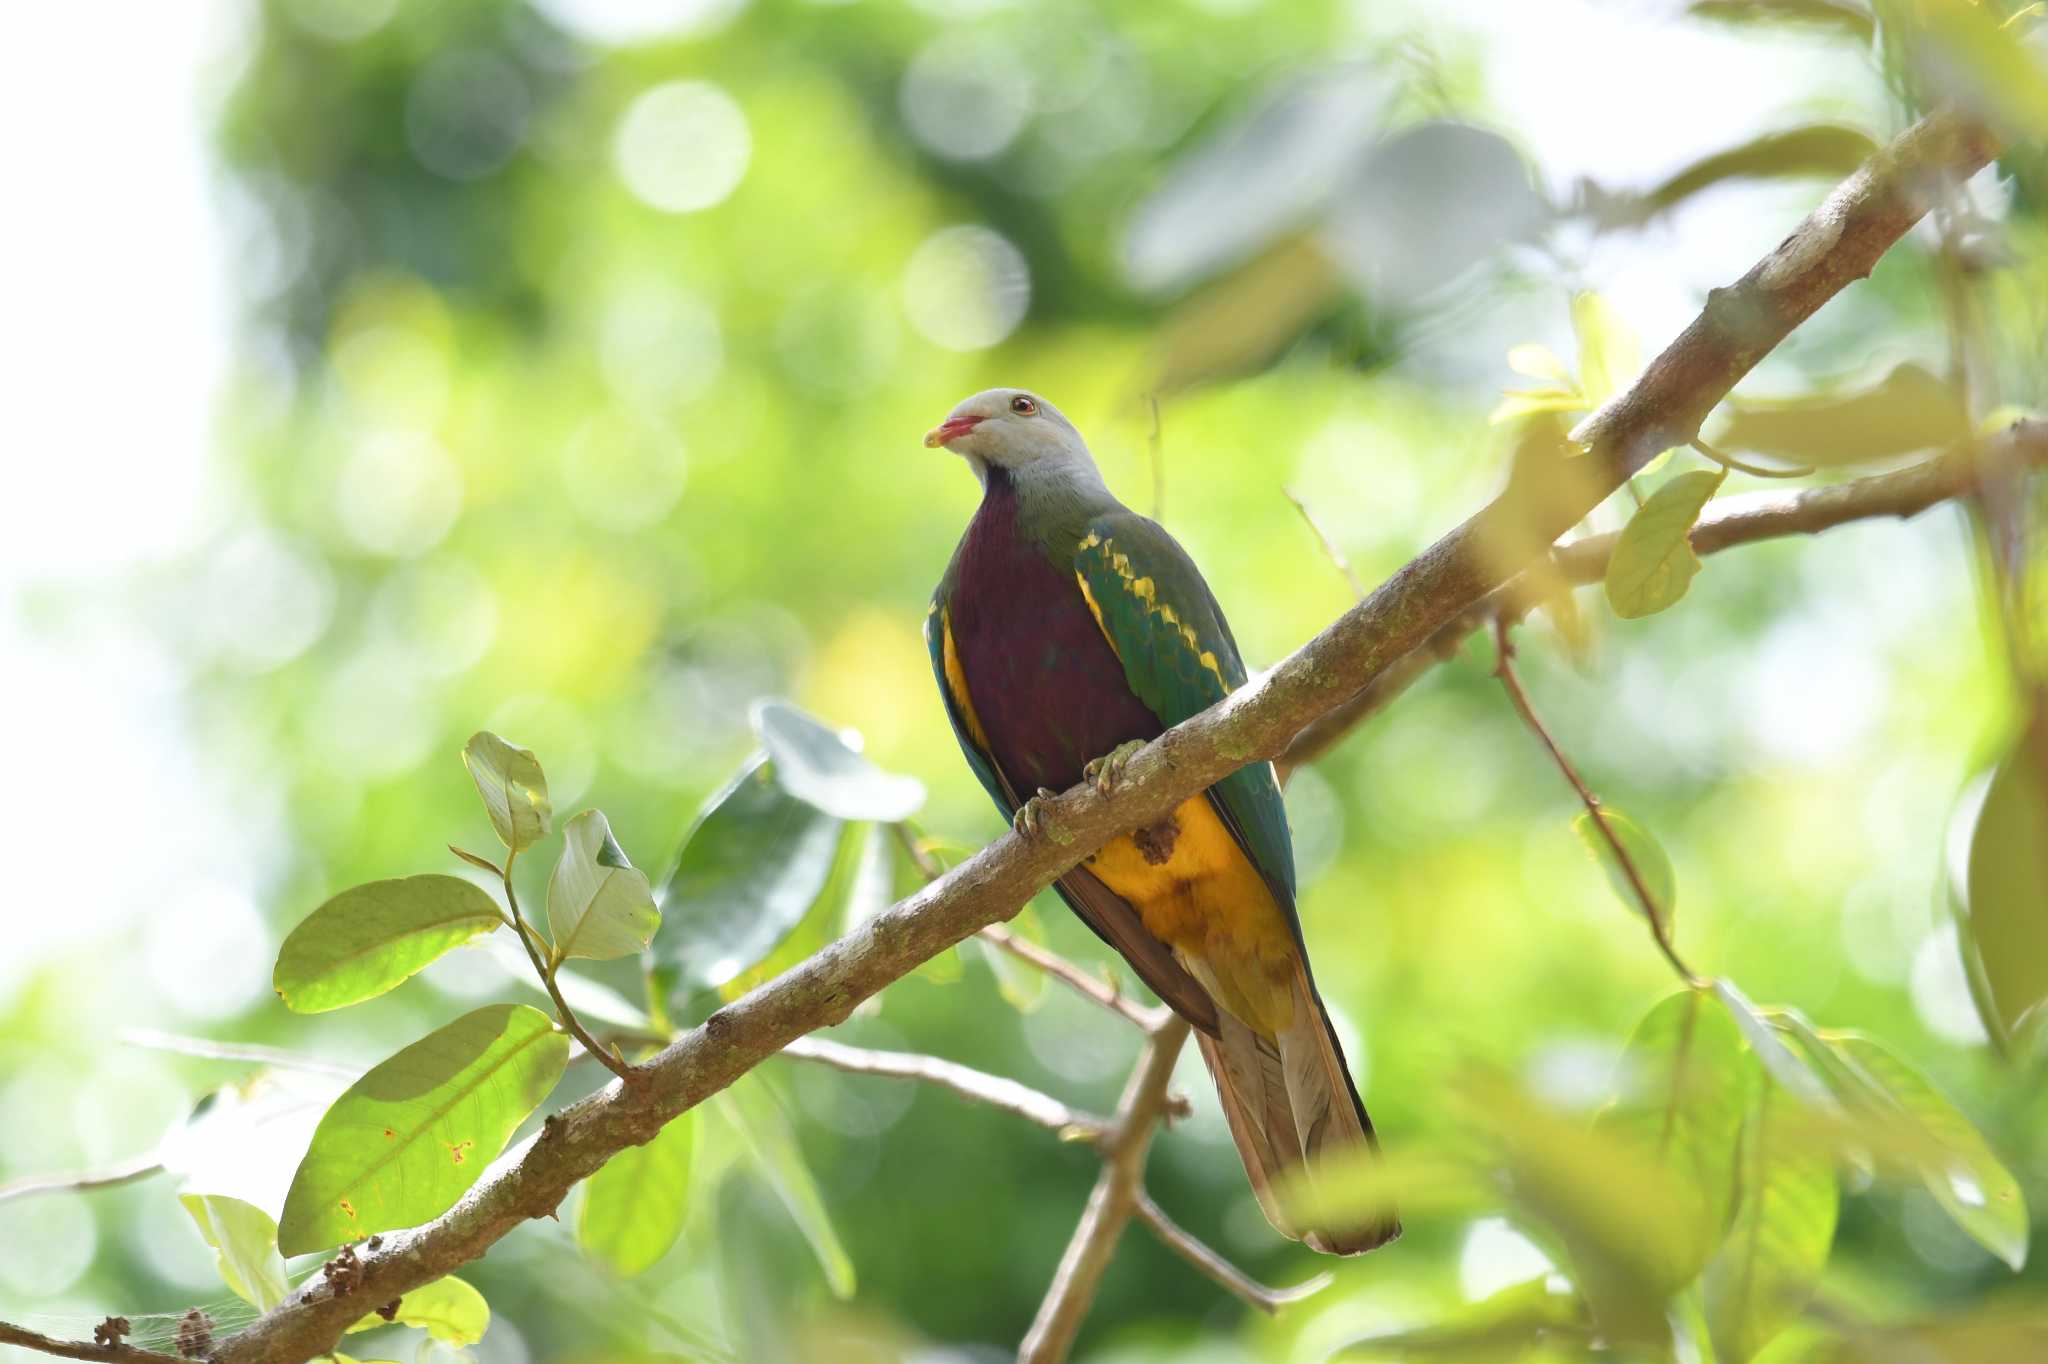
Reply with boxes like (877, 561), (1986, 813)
(1083, 740), (1148, 796)
(1012, 788), (1058, 839)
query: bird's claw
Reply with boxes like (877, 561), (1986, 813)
(1012, 788), (1058, 839)
(1084, 740), (1147, 796)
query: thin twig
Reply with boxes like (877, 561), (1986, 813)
(0, 1152), (165, 1207)
(1019, 1016), (1193, 1364)
(1492, 615), (1701, 986)
(1132, 1191), (1333, 1314)
(120, 1029), (362, 1079)
(781, 1035), (1109, 1142)
(1690, 437), (1814, 480)
(1284, 487), (1367, 601)
(0, 1322), (184, 1364)
(500, 851), (639, 1086)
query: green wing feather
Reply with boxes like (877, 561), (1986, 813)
(1074, 512), (1300, 914)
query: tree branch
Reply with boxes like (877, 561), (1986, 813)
(779, 1035), (1110, 1142)
(195, 109), (1995, 1364)
(978, 924), (1162, 1032)
(1132, 1191), (1333, 1314)
(1018, 1015), (1193, 1363)
(0, 1152), (164, 1207)
(0, 1322), (184, 1364)
(1278, 417), (2048, 775)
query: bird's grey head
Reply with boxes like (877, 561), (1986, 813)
(923, 388), (1104, 491)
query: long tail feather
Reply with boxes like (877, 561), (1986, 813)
(1195, 958), (1399, 1256)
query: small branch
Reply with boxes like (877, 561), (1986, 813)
(978, 924), (1162, 1033)
(0, 1152), (164, 1207)
(781, 1036), (1110, 1142)
(1284, 487), (1367, 601)
(499, 852), (638, 1086)
(1278, 420), (2048, 776)
(1019, 1016), (1193, 1364)
(1132, 1191), (1333, 1314)
(1492, 616), (1701, 986)
(0, 1322), (185, 1364)
(122, 1029), (362, 1078)
(1690, 437), (1813, 480)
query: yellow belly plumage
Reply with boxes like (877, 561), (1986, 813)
(1086, 793), (1299, 1037)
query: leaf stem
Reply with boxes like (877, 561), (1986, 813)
(1492, 615), (1703, 987)
(500, 849), (639, 1086)
(1689, 438), (1814, 480)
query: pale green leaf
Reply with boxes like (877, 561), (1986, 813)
(1711, 981), (1838, 1110)
(1605, 468), (1726, 618)
(714, 1073), (855, 1298)
(1571, 808), (1677, 926)
(654, 756), (844, 997)
(752, 700), (925, 822)
(274, 875), (503, 1014)
(1702, 1076), (1839, 1364)
(1595, 988), (1750, 1281)
(1907, 0), (2048, 139)
(1960, 722), (2048, 1046)
(347, 1276), (489, 1345)
(1572, 291), (1641, 408)
(179, 1193), (289, 1312)
(1343, 1276), (1592, 1360)
(578, 1111), (694, 1276)
(462, 731), (552, 853)
(1489, 386), (1587, 425)
(279, 1004), (569, 1254)
(1507, 343), (1573, 385)
(548, 810), (660, 962)
(1714, 363), (1969, 466)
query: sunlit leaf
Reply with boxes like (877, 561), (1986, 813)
(1687, 0), (1876, 42)
(1571, 808), (1677, 925)
(1812, 1307), (2048, 1362)
(713, 1073), (855, 1298)
(1572, 291), (1641, 409)
(179, 1193), (289, 1312)
(274, 876), (503, 1014)
(1627, 125), (1878, 222)
(716, 818), (869, 1003)
(463, 731), (552, 853)
(654, 756), (844, 998)
(548, 810), (659, 962)
(1489, 386), (1588, 424)
(1274, 1144), (1495, 1235)
(1714, 363), (1969, 466)
(1340, 1276), (1593, 1360)
(346, 1276), (489, 1345)
(1901, 0), (2048, 139)
(753, 700), (926, 822)
(1605, 468), (1726, 618)
(1595, 988), (1750, 1280)
(578, 1110), (694, 1277)
(1701, 1075), (1839, 1363)
(1959, 721), (2048, 1045)
(1712, 981), (1837, 1109)
(279, 1004), (570, 1254)
(1814, 1033), (2027, 1269)
(1507, 343), (1573, 385)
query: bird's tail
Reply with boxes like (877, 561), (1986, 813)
(1193, 956), (1399, 1255)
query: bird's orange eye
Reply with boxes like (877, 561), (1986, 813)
(1010, 395), (1037, 416)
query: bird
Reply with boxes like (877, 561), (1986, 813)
(922, 387), (1397, 1255)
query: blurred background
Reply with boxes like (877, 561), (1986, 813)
(1, 0), (2044, 1361)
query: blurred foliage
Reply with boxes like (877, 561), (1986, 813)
(6, 0), (2048, 1362)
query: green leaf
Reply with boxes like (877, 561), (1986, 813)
(179, 1193), (289, 1312)
(1816, 1033), (2028, 1270)
(548, 810), (660, 962)
(1507, 342), (1573, 386)
(1595, 988), (1750, 1281)
(1572, 290), (1641, 409)
(1959, 722), (2048, 1046)
(751, 700), (926, 822)
(713, 1073), (855, 1298)
(279, 1003), (570, 1254)
(1571, 808), (1677, 925)
(1712, 981), (1838, 1110)
(346, 1276), (489, 1345)
(654, 756), (845, 995)
(1714, 362), (1969, 466)
(1903, 0), (2048, 140)
(463, 731), (552, 853)
(1605, 468), (1726, 618)
(1702, 1076), (1839, 1364)
(274, 875), (504, 1014)
(1342, 1276), (1593, 1361)
(976, 899), (1051, 1012)
(578, 1110), (694, 1276)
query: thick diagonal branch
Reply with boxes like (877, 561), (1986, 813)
(199, 110), (1996, 1364)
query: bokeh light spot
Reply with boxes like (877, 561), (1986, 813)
(197, 531), (335, 672)
(0, 1194), (96, 1297)
(903, 225), (1030, 351)
(1458, 1217), (1553, 1301)
(563, 411), (690, 533)
(337, 431), (464, 558)
(281, 0), (399, 44)
(406, 50), (531, 182)
(144, 883), (272, 1021)
(599, 284), (723, 407)
(531, 0), (747, 44)
(614, 81), (751, 214)
(899, 32), (1032, 162)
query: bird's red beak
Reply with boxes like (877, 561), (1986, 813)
(924, 414), (984, 448)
